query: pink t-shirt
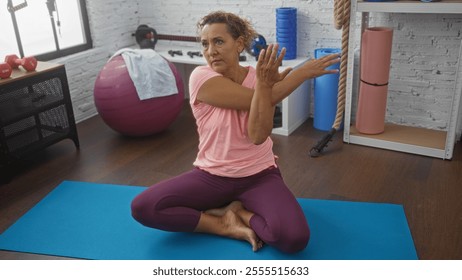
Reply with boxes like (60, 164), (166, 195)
(189, 65), (276, 178)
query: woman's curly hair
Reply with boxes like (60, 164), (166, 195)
(197, 11), (257, 52)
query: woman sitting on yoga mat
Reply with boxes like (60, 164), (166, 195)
(131, 11), (339, 253)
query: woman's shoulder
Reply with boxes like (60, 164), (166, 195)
(191, 65), (219, 76)
(190, 65), (222, 87)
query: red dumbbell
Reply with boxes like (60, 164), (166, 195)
(4, 54), (38, 72)
(0, 62), (12, 79)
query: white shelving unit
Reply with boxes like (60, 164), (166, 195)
(343, 0), (462, 159)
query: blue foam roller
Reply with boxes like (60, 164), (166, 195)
(277, 39), (296, 46)
(313, 48), (342, 131)
(277, 31), (296, 38)
(276, 7), (297, 60)
(278, 44), (296, 59)
(276, 7), (297, 15)
(276, 19), (296, 27)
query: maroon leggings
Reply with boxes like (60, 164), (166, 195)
(131, 167), (310, 253)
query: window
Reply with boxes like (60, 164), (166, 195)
(0, 0), (92, 61)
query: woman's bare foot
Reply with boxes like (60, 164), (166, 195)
(221, 210), (262, 252)
(206, 201), (256, 228)
(195, 208), (264, 252)
(205, 201), (244, 217)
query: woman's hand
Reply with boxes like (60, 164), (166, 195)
(302, 53), (341, 79)
(256, 44), (292, 88)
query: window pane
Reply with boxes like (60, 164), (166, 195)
(2, 0), (91, 60)
(0, 3), (20, 58)
(54, 0), (86, 49)
(15, 0), (57, 56)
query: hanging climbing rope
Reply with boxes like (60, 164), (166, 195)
(310, 0), (351, 157)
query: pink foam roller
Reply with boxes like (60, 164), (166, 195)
(355, 82), (388, 134)
(94, 55), (184, 136)
(356, 26), (393, 134)
(360, 27), (393, 85)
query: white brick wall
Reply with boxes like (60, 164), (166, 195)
(52, 0), (462, 138)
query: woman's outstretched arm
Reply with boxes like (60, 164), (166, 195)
(271, 53), (340, 105)
(195, 53), (340, 111)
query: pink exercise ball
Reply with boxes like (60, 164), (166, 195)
(94, 55), (184, 136)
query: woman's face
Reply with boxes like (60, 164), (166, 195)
(200, 23), (243, 76)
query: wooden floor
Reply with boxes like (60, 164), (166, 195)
(1, 104), (461, 260)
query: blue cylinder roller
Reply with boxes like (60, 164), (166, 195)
(313, 48), (341, 131)
(276, 7), (297, 60)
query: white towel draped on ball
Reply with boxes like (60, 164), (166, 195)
(110, 48), (178, 100)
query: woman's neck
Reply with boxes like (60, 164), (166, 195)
(226, 65), (248, 84)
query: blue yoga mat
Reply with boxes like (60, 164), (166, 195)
(0, 181), (417, 260)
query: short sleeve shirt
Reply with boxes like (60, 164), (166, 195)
(189, 65), (276, 178)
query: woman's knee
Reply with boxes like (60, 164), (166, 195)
(254, 217), (310, 253)
(131, 189), (167, 227)
(130, 194), (151, 225)
(280, 226), (310, 253)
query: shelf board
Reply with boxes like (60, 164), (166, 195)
(8, 130), (70, 158)
(0, 96), (64, 125)
(358, 0), (462, 14)
(0, 62), (63, 86)
(347, 124), (450, 158)
(350, 123), (446, 149)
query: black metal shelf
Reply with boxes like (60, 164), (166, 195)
(0, 62), (79, 176)
(0, 95), (63, 125)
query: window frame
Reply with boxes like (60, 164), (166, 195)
(7, 0), (93, 61)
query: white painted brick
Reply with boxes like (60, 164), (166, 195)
(45, 0), (462, 138)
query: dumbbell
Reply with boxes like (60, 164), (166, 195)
(187, 51), (203, 58)
(168, 50), (183, 57)
(0, 63), (12, 79)
(4, 54), (38, 72)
